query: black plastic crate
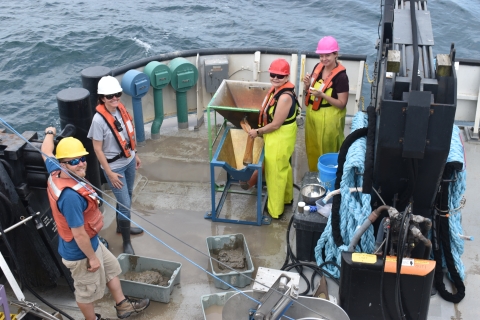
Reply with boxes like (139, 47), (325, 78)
(293, 212), (328, 262)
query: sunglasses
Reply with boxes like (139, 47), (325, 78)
(62, 156), (86, 166)
(105, 92), (122, 100)
(270, 73), (286, 79)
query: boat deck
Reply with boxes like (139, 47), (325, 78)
(3, 113), (480, 320)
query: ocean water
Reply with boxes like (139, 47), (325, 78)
(0, 0), (479, 133)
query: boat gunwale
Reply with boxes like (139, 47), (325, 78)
(111, 47), (368, 76)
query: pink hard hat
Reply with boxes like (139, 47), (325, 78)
(268, 59), (290, 75)
(315, 36), (340, 54)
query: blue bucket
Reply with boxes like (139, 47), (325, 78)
(317, 153), (339, 192)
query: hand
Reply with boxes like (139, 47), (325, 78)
(135, 155), (141, 169)
(248, 129), (258, 139)
(310, 88), (323, 98)
(107, 171), (124, 189)
(87, 256), (100, 272)
(45, 126), (56, 135)
(302, 73), (311, 88)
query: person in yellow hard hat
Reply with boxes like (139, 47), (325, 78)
(41, 128), (150, 320)
(302, 36), (349, 171)
(248, 59), (300, 219)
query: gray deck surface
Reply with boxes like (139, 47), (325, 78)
(2, 114), (479, 320)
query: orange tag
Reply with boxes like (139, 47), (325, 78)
(384, 256), (436, 276)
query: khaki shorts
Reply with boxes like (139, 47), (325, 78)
(62, 242), (122, 304)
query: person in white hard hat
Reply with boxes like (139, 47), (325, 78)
(87, 76), (142, 255)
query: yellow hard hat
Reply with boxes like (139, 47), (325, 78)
(55, 137), (89, 159)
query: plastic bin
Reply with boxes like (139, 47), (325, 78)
(200, 291), (236, 319)
(317, 153), (339, 192)
(206, 233), (254, 290)
(117, 254), (182, 303)
(293, 212), (328, 262)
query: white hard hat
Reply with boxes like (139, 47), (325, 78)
(97, 76), (123, 95)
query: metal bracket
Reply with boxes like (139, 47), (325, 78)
(251, 275), (299, 320)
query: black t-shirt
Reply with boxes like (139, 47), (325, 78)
(319, 70), (349, 99)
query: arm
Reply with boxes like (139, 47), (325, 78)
(310, 90), (348, 109)
(92, 139), (124, 189)
(248, 94), (293, 138)
(71, 226), (100, 272)
(135, 154), (141, 170)
(41, 126), (57, 161)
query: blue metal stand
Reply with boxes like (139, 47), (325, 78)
(205, 128), (271, 226)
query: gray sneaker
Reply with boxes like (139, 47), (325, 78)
(115, 296), (150, 319)
(95, 313), (114, 320)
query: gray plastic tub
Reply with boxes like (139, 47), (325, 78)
(200, 291), (236, 319)
(206, 233), (254, 290)
(117, 254), (182, 303)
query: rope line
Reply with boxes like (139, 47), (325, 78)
(364, 63), (375, 84)
(0, 118), (318, 319)
(444, 125), (467, 280)
(315, 111), (373, 278)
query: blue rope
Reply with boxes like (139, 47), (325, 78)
(444, 125), (467, 280)
(315, 112), (373, 278)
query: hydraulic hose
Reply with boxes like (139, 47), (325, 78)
(394, 208), (410, 320)
(379, 219), (390, 320)
(409, 226), (432, 260)
(0, 192), (74, 320)
(331, 127), (368, 247)
(347, 205), (392, 252)
(433, 162), (465, 303)
(281, 213), (340, 295)
(281, 215), (311, 295)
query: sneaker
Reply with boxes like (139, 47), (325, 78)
(115, 296), (150, 319)
(95, 314), (114, 320)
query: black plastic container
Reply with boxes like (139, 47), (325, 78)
(339, 252), (435, 320)
(293, 212), (328, 262)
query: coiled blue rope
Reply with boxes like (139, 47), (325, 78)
(444, 125), (467, 280)
(315, 112), (373, 278)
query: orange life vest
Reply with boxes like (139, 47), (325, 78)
(304, 62), (346, 110)
(96, 103), (136, 158)
(47, 172), (104, 242)
(258, 82), (299, 127)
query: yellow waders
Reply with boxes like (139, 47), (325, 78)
(305, 105), (346, 172)
(264, 122), (297, 218)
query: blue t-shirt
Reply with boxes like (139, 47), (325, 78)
(46, 158), (99, 261)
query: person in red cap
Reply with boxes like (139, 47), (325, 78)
(247, 59), (300, 219)
(302, 36), (349, 172)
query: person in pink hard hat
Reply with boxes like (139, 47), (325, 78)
(302, 36), (349, 172)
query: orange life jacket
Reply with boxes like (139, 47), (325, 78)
(96, 103), (136, 158)
(304, 62), (346, 110)
(47, 172), (104, 242)
(258, 82), (300, 127)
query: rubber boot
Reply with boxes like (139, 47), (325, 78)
(116, 207), (143, 235)
(118, 219), (135, 255)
